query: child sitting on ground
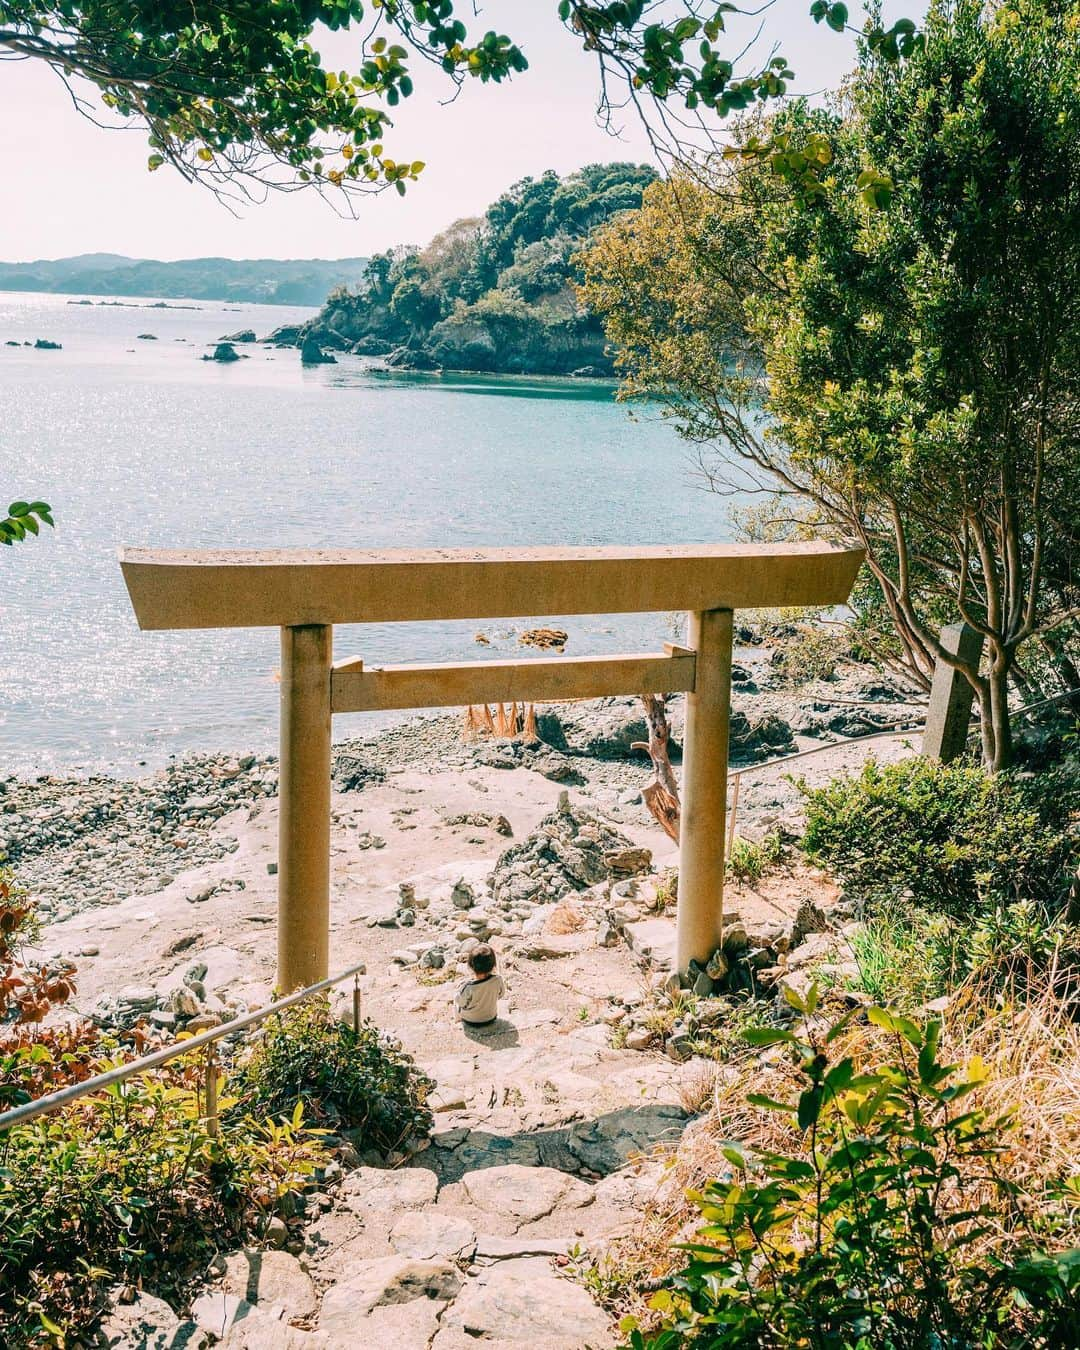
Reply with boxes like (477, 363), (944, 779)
(455, 943), (505, 1027)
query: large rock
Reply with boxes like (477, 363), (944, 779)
(261, 323), (303, 345)
(219, 1249), (317, 1321)
(430, 1257), (612, 1349)
(384, 344), (440, 370)
(220, 328), (256, 343)
(536, 697), (677, 760)
(390, 1211), (477, 1261)
(489, 799), (648, 908)
(204, 342), (240, 363)
(223, 1325), (327, 1349)
(351, 334), (396, 356)
(339, 1165), (439, 1212)
(729, 709), (796, 762)
(566, 1104), (689, 1175)
(459, 1164), (594, 1228)
(95, 1289), (206, 1349)
(300, 336), (336, 365)
(318, 1257), (461, 1344)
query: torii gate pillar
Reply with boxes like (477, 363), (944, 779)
(278, 624), (333, 993)
(677, 608), (733, 971)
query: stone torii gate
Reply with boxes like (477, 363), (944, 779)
(121, 543), (862, 991)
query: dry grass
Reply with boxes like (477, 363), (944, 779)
(677, 1060), (718, 1115)
(584, 970), (1080, 1329)
(944, 978), (1080, 1193)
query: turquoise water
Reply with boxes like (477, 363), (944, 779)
(0, 290), (739, 776)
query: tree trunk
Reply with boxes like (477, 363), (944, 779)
(975, 684), (996, 769)
(988, 658), (1014, 772)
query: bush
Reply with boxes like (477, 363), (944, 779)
(622, 989), (1080, 1350)
(727, 831), (784, 885)
(0, 1064), (327, 1346)
(844, 899), (1080, 1013)
(845, 903), (960, 1009)
(800, 757), (1079, 918)
(230, 1001), (432, 1153)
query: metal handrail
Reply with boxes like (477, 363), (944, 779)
(0, 959), (367, 1134)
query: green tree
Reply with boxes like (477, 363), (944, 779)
(581, 0), (1080, 770)
(0, 2), (915, 201)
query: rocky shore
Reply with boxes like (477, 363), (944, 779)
(6, 653), (920, 934)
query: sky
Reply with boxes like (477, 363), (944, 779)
(0, 2), (899, 263)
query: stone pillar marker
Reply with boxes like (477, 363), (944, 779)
(922, 622), (985, 763)
(676, 608), (733, 971)
(278, 623), (333, 992)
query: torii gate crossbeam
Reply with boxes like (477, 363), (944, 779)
(120, 542), (863, 990)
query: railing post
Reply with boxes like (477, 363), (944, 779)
(204, 1044), (220, 1139)
(278, 623), (333, 992)
(677, 608), (733, 974)
(352, 972), (362, 1032)
(726, 771), (742, 861)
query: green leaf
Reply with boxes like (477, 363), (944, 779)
(797, 1085), (823, 1131)
(747, 1093), (796, 1113)
(743, 1027), (796, 1047)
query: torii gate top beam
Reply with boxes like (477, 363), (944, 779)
(120, 542), (863, 630)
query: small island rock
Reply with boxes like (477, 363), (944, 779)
(220, 328), (256, 343)
(204, 342), (241, 363)
(260, 323), (302, 345)
(300, 336), (336, 365)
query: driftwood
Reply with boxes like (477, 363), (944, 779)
(463, 701), (535, 744)
(633, 694), (681, 842)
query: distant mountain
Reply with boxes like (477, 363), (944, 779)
(0, 255), (370, 307)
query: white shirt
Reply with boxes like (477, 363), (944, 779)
(456, 973), (505, 1024)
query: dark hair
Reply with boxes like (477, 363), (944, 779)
(468, 943), (497, 975)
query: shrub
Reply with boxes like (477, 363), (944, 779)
(230, 1001), (432, 1153)
(800, 757), (1079, 918)
(844, 899), (1080, 1014)
(0, 1065), (327, 1346)
(842, 903), (959, 1009)
(1, 869), (105, 1113)
(622, 989), (1080, 1350)
(726, 831), (784, 885)
(0, 866), (76, 1028)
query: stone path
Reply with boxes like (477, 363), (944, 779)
(99, 917), (697, 1350)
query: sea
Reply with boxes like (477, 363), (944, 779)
(0, 290), (743, 777)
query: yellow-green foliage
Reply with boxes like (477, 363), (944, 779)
(0, 1064), (327, 1346)
(726, 831), (784, 885)
(231, 1001), (433, 1151)
(622, 989), (1080, 1350)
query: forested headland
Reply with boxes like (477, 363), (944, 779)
(297, 163), (656, 376)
